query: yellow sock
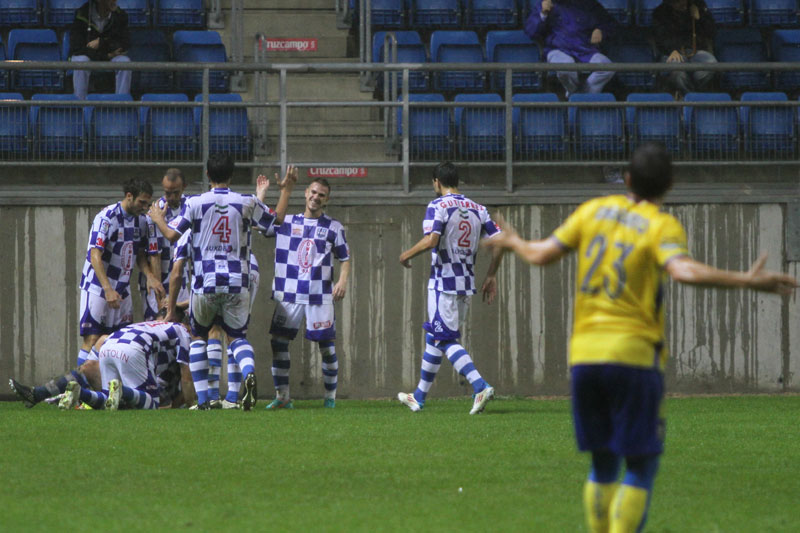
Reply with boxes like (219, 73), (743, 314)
(583, 480), (618, 533)
(609, 484), (649, 533)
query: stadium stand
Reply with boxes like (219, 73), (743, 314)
(373, 30), (429, 91)
(715, 28), (770, 92)
(485, 30), (542, 92)
(740, 91), (795, 156)
(0, 0), (40, 26)
(0, 37), (7, 90)
(0, 92), (28, 156)
(684, 92), (739, 157)
(31, 93), (83, 156)
(454, 92), (505, 158)
(747, 0), (799, 26)
(569, 93), (625, 157)
(117, 0), (150, 27)
(128, 30), (173, 93)
(370, 0), (406, 28)
(598, 0), (632, 25)
(154, 0), (204, 28)
(466, 0), (519, 29)
(7, 29), (63, 91)
(399, 93), (451, 158)
(626, 92), (681, 154)
(409, 0), (461, 28)
(430, 30), (485, 92)
(771, 29), (800, 92)
(140, 93), (195, 157)
(704, 0), (745, 25)
(85, 93), (139, 157)
(635, 0), (662, 26)
(605, 34), (657, 92)
(193, 93), (250, 159)
(172, 30), (229, 92)
(512, 92), (567, 158)
(44, 0), (83, 27)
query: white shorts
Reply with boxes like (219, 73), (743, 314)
(79, 288), (133, 336)
(98, 340), (155, 394)
(190, 291), (251, 339)
(269, 300), (336, 341)
(424, 289), (470, 341)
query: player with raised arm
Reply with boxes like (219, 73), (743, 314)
(484, 142), (798, 533)
(396, 162), (504, 415)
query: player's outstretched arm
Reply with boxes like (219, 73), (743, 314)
(483, 215), (566, 266)
(665, 253), (798, 295)
(399, 233), (440, 268)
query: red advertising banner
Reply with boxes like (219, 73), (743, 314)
(263, 38), (318, 52)
(307, 167), (368, 178)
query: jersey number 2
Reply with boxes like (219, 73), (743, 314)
(213, 216), (231, 243)
(457, 220), (472, 247)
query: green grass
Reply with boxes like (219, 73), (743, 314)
(2, 396), (799, 532)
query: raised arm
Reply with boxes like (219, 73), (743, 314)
(483, 216), (567, 266)
(665, 253), (797, 295)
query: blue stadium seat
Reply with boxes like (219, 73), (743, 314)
(0, 93), (28, 156)
(193, 93), (250, 159)
(684, 92), (738, 157)
(569, 93), (624, 156)
(398, 93), (451, 159)
(30, 93), (84, 157)
(118, 0), (150, 27)
(704, 0), (744, 24)
(513, 93), (566, 158)
(771, 30), (800, 93)
(128, 30), (172, 93)
(467, 0), (518, 28)
(172, 31), (228, 92)
(635, 0), (661, 25)
(486, 30), (541, 92)
(371, 0), (405, 28)
(748, 0), (798, 26)
(715, 29), (769, 91)
(626, 93), (680, 154)
(0, 38), (7, 90)
(740, 92), (795, 156)
(409, 0), (460, 28)
(155, 0), (204, 27)
(455, 93), (505, 158)
(431, 31), (485, 92)
(85, 93), (139, 157)
(0, 0), (39, 26)
(141, 93), (195, 157)
(605, 37), (656, 91)
(373, 31), (428, 91)
(599, 0), (631, 25)
(44, 0), (83, 27)
(7, 29), (64, 91)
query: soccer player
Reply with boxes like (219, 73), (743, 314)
(77, 178), (162, 369)
(139, 168), (188, 320)
(484, 142), (798, 533)
(259, 172), (351, 409)
(149, 153), (282, 411)
(396, 162), (503, 415)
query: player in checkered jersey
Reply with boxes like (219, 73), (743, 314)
(257, 172), (351, 409)
(397, 162), (504, 415)
(138, 168), (188, 320)
(77, 178), (164, 369)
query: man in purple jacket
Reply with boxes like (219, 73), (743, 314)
(525, 0), (618, 95)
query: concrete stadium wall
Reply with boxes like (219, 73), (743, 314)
(0, 202), (797, 399)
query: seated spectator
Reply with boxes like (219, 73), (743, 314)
(653, 0), (717, 96)
(69, 0), (131, 100)
(524, 0), (618, 96)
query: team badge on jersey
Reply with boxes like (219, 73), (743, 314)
(316, 227), (328, 239)
(100, 219), (110, 235)
(298, 239), (315, 273)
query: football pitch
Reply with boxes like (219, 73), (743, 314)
(3, 395), (799, 532)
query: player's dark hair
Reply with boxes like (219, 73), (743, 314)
(123, 177), (153, 198)
(628, 142), (673, 201)
(207, 153), (235, 184)
(433, 161), (459, 188)
(164, 168), (185, 185)
(309, 177), (331, 193)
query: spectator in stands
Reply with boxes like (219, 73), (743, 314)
(524, 0), (618, 97)
(69, 0), (131, 100)
(653, 0), (717, 96)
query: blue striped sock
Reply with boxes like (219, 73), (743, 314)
(78, 387), (106, 409)
(207, 339), (223, 402)
(77, 348), (89, 367)
(230, 338), (255, 378)
(189, 340), (209, 405)
(319, 341), (338, 400)
(122, 385), (159, 409)
(414, 333), (443, 404)
(270, 337), (291, 399)
(225, 347), (242, 403)
(34, 370), (90, 402)
(443, 341), (487, 394)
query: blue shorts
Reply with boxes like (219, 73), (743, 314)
(571, 364), (665, 457)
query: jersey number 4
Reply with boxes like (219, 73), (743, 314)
(212, 216), (231, 243)
(580, 235), (633, 299)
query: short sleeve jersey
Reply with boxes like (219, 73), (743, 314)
(424, 193), (500, 295)
(167, 188), (276, 294)
(267, 213), (350, 305)
(80, 202), (158, 299)
(138, 195), (187, 291)
(106, 321), (191, 378)
(552, 194), (689, 370)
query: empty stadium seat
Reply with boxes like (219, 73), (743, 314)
(85, 93), (139, 157)
(7, 29), (63, 91)
(398, 93), (451, 159)
(30, 93), (84, 156)
(373, 31), (428, 91)
(485, 30), (542, 92)
(455, 93), (505, 158)
(513, 93), (566, 158)
(371, 0), (405, 28)
(0, 38), (7, 90)
(44, 0), (83, 27)
(715, 29), (769, 91)
(0, 0), (39, 26)
(140, 93), (195, 157)
(193, 93), (250, 159)
(431, 31), (485, 92)
(128, 30), (172, 93)
(599, 0), (631, 25)
(172, 31), (228, 92)
(117, 0), (150, 27)
(748, 0), (798, 26)
(635, 0), (661, 25)
(409, 0), (460, 28)
(155, 0), (204, 27)
(626, 93), (680, 154)
(0, 92), (28, 156)
(684, 92), (738, 157)
(569, 93), (624, 157)
(740, 92), (795, 156)
(771, 30), (800, 93)
(704, 0), (744, 24)
(466, 0), (518, 28)
(605, 36), (656, 91)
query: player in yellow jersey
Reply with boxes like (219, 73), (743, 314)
(485, 142), (797, 533)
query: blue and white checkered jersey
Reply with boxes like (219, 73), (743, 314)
(266, 213), (350, 305)
(80, 202), (158, 299)
(168, 188), (276, 294)
(138, 195), (187, 292)
(173, 230), (258, 293)
(424, 193), (500, 295)
(106, 321), (191, 376)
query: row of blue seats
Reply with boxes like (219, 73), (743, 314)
(0, 29), (228, 92)
(0, 92), (249, 157)
(0, 0), (204, 28)
(400, 91), (797, 158)
(375, 29), (800, 93)
(355, 0), (800, 29)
